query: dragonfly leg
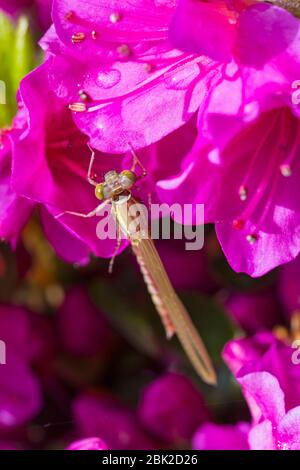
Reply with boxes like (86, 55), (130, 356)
(108, 219), (122, 274)
(55, 200), (110, 219)
(128, 142), (147, 178)
(87, 144), (99, 186)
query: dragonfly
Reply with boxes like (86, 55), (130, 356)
(56, 145), (217, 385)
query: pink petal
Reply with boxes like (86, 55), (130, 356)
(278, 406), (300, 449)
(0, 356), (42, 430)
(67, 437), (108, 450)
(169, 0), (236, 61)
(0, 135), (34, 246)
(193, 422), (250, 450)
(238, 372), (286, 424)
(248, 420), (276, 450)
(236, 5), (300, 67)
(52, 0), (175, 56)
(40, 207), (90, 265)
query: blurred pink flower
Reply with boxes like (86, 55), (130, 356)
(57, 286), (114, 357)
(0, 0), (52, 30)
(0, 358), (42, 431)
(0, 440), (17, 450)
(193, 422), (250, 450)
(223, 290), (282, 334)
(0, 0), (32, 15)
(67, 437), (108, 450)
(0, 304), (43, 431)
(138, 372), (210, 445)
(156, 238), (216, 292)
(73, 392), (157, 450)
(35, 0), (52, 30)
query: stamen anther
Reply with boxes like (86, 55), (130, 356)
(71, 32), (86, 44)
(69, 103), (87, 112)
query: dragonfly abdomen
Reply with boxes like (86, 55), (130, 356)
(134, 245), (176, 339)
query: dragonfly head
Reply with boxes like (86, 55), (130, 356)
(95, 170), (137, 200)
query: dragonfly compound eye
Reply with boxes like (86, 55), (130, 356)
(119, 170), (137, 189)
(95, 183), (106, 200)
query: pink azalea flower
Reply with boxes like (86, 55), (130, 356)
(158, 1), (300, 276)
(195, 371), (300, 450)
(0, 131), (34, 247)
(67, 437), (108, 450)
(195, 332), (300, 449)
(45, 1), (300, 277)
(10, 61), (127, 263)
(138, 372), (210, 445)
(239, 371), (300, 450)
(47, 0), (300, 154)
(6, 57), (201, 261)
(170, 1), (300, 66)
(157, 93), (300, 276)
(44, 0), (222, 153)
(223, 332), (300, 410)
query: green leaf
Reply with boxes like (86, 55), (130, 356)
(0, 13), (36, 127)
(179, 291), (235, 365)
(11, 16), (35, 99)
(90, 276), (164, 360)
(0, 13), (15, 127)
